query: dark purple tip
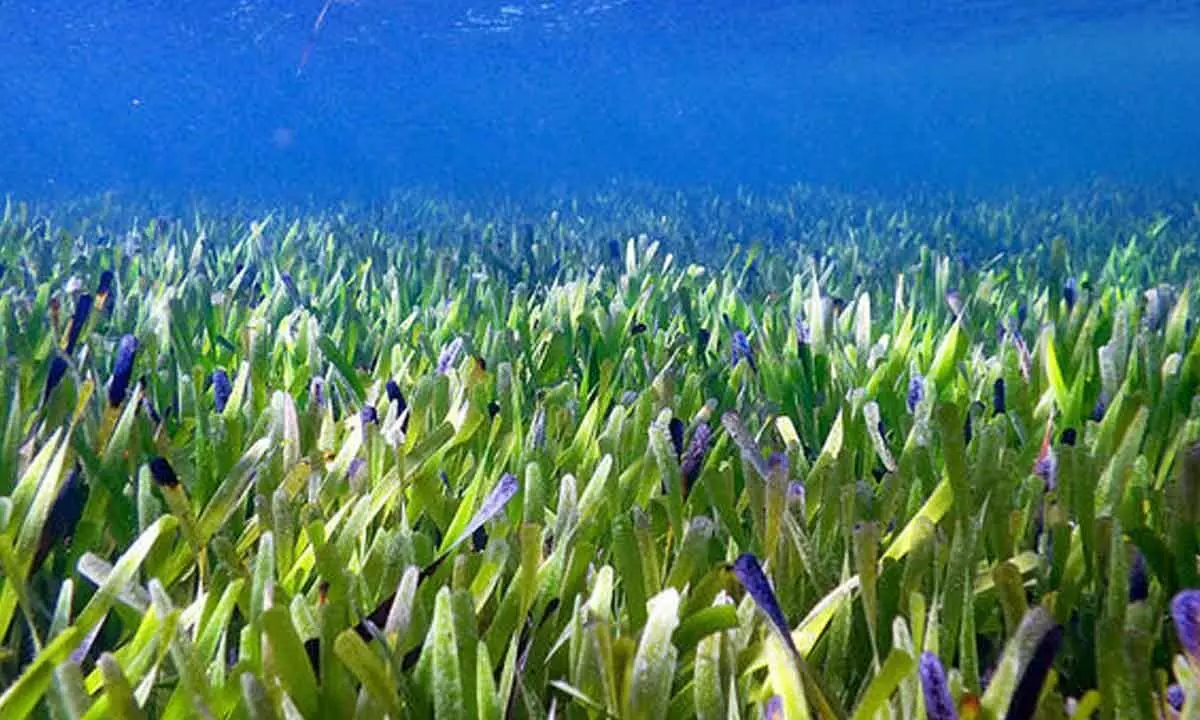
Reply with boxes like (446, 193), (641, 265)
(668, 417), (685, 460)
(1017, 302), (1028, 328)
(630, 322), (648, 336)
(471, 525), (488, 552)
(731, 330), (756, 372)
(97, 270), (114, 297)
(385, 379), (405, 409)
(945, 290), (963, 317)
(919, 652), (958, 720)
(907, 375), (925, 414)
(360, 404), (379, 426)
(767, 452), (789, 477)
(487, 401), (501, 419)
(1129, 550), (1149, 602)
(139, 378), (162, 424)
(437, 337), (465, 375)
(1091, 395), (1107, 423)
(107, 335), (138, 407)
(732, 553), (794, 654)
(43, 355), (69, 405)
(1035, 453), (1057, 492)
(788, 481), (806, 509)
(763, 695), (784, 720)
(310, 377), (326, 409)
(33, 463), (87, 573)
(794, 316), (811, 347)
(148, 456), (179, 488)
(607, 238), (622, 262)
(1166, 684), (1184, 711)
(211, 369), (232, 413)
(281, 271), (299, 298)
(461, 473), (519, 545)
(1171, 590), (1200, 662)
(347, 457), (367, 484)
(680, 423), (712, 497)
(387, 379), (409, 430)
(530, 407), (547, 450)
(993, 378), (1006, 415)
(697, 327), (711, 350)
(1004, 624), (1063, 720)
(65, 293), (93, 354)
(1063, 277), (1077, 312)
(1060, 428), (1077, 447)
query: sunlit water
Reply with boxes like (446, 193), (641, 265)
(1, 1), (1198, 203)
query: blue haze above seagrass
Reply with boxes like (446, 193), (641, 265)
(0, 0), (1199, 204)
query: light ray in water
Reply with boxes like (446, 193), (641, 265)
(297, 0), (338, 76)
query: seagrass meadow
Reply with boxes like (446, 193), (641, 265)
(2, 185), (1200, 720)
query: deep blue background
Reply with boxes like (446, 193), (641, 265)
(2, 1), (1199, 203)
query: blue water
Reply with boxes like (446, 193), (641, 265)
(2, 1), (1199, 203)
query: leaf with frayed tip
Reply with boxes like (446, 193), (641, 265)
(95, 653), (143, 720)
(274, 390), (302, 470)
(427, 587), (466, 720)
(612, 513), (648, 631)
(814, 410), (845, 471)
(1096, 405), (1148, 517)
(477, 640), (502, 720)
(763, 454), (788, 566)
(576, 454), (615, 530)
(241, 671), (281, 720)
(694, 617), (725, 720)
(1003, 623), (1063, 720)
(980, 607), (1059, 717)
(649, 414), (685, 538)
(626, 588), (681, 720)
(53, 660), (91, 719)
(381, 564), (421, 648)
(721, 412), (768, 479)
(1165, 284), (1190, 354)
(863, 401), (896, 473)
